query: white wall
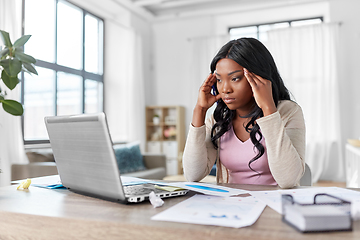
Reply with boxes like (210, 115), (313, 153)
(130, 14), (153, 105)
(68, 0), (152, 143)
(152, 16), (214, 128)
(152, 1), (330, 134)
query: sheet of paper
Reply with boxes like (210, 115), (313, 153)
(152, 194), (266, 228)
(249, 190), (283, 213)
(12, 175), (61, 185)
(13, 175), (66, 189)
(149, 181), (250, 197)
(320, 187), (360, 220)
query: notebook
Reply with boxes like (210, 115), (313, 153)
(44, 112), (188, 203)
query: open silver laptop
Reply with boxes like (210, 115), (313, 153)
(44, 112), (188, 203)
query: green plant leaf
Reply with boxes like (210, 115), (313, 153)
(1, 70), (19, 90)
(0, 30), (12, 48)
(13, 35), (31, 48)
(23, 62), (38, 75)
(0, 48), (9, 58)
(14, 49), (36, 64)
(0, 58), (22, 77)
(23, 63), (38, 75)
(0, 99), (23, 116)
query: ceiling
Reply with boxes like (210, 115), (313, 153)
(115, 0), (324, 20)
(130, 0), (253, 17)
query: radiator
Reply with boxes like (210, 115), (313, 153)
(346, 143), (360, 188)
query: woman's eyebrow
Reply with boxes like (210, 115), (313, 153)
(215, 70), (242, 76)
(228, 70), (242, 75)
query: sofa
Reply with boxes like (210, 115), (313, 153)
(11, 143), (167, 181)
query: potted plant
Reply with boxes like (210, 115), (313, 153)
(0, 30), (38, 116)
(0, 30), (37, 174)
(153, 114), (160, 125)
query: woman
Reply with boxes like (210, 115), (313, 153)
(183, 38), (305, 188)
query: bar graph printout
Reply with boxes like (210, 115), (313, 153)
(151, 194), (266, 228)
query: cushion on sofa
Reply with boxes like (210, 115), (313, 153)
(113, 142), (146, 174)
(26, 149), (55, 163)
(122, 167), (165, 179)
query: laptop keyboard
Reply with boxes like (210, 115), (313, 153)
(123, 183), (165, 196)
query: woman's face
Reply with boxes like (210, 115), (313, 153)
(215, 58), (255, 113)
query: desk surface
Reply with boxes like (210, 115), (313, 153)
(1, 176), (359, 240)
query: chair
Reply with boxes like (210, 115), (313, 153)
(300, 163), (312, 186)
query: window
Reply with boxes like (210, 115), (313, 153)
(229, 17), (323, 42)
(22, 0), (104, 143)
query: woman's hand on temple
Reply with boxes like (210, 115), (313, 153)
(192, 73), (221, 127)
(196, 73), (221, 111)
(244, 69), (277, 116)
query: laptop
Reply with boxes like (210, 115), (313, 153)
(44, 112), (188, 203)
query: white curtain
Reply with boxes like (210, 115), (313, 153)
(105, 22), (145, 151)
(187, 35), (229, 126)
(0, 0), (28, 186)
(266, 23), (344, 183)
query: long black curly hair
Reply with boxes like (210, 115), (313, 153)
(210, 38), (291, 173)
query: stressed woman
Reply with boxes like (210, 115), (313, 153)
(183, 38), (306, 188)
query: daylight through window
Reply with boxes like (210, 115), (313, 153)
(22, 0), (104, 143)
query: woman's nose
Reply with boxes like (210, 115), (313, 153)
(221, 81), (232, 94)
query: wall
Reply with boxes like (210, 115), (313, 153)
(152, 16), (214, 128)
(68, 0), (152, 143)
(152, 1), (330, 134)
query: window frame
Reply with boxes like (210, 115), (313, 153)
(228, 16), (324, 39)
(21, 0), (105, 145)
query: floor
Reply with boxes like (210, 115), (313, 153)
(313, 181), (346, 188)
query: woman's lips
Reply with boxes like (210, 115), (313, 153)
(223, 98), (235, 104)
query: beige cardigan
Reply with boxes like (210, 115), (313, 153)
(182, 100), (306, 189)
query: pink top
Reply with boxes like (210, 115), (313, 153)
(219, 125), (277, 185)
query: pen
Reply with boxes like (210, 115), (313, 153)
(211, 85), (217, 96)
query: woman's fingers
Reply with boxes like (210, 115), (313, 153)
(244, 68), (276, 116)
(201, 73), (216, 92)
(244, 69), (259, 88)
(244, 68), (272, 91)
(244, 69), (255, 86)
(196, 73), (220, 110)
(244, 69), (265, 86)
(205, 73), (216, 85)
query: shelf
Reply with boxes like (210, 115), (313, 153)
(146, 122), (177, 127)
(147, 123), (164, 127)
(145, 105), (185, 174)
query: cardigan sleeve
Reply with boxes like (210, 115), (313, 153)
(256, 101), (306, 188)
(183, 117), (218, 182)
